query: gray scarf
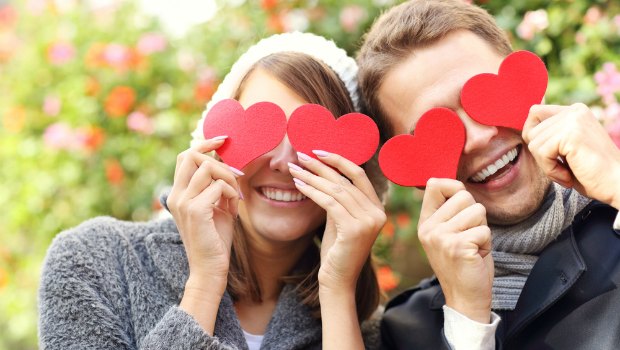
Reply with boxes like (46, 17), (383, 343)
(490, 183), (591, 310)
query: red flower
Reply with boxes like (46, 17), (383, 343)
(3, 106), (26, 133)
(105, 86), (136, 117)
(261, 0), (278, 11)
(85, 43), (107, 68)
(76, 125), (106, 152)
(0, 5), (17, 29)
(377, 266), (400, 292)
(381, 218), (395, 238)
(0, 267), (8, 290)
(85, 76), (101, 96)
(105, 159), (124, 185)
(267, 13), (284, 33)
(194, 80), (215, 103)
(396, 213), (411, 229)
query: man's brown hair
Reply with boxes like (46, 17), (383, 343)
(357, 0), (512, 141)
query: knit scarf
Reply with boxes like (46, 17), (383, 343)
(490, 183), (591, 310)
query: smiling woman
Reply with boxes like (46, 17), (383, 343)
(38, 32), (387, 350)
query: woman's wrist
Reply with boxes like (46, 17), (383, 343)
(184, 274), (228, 298)
(179, 276), (227, 335)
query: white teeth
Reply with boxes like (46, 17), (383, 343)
(472, 147), (519, 183)
(261, 187), (306, 202)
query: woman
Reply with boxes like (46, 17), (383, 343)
(39, 32), (387, 349)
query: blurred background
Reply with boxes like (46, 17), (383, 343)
(1, 0), (619, 348)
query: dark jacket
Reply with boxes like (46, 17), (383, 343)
(382, 202), (620, 350)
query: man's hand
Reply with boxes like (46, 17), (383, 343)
(419, 178), (493, 323)
(523, 103), (620, 210)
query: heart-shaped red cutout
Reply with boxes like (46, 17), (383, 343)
(378, 108), (465, 187)
(202, 99), (287, 169)
(461, 50), (548, 131)
(287, 104), (379, 165)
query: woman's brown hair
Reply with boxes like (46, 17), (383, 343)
(226, 51), (386, 321)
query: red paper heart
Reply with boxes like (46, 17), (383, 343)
(287, 104), (379, 165)
(461, 50), (548, 130)
(202, 99), (287, 169)
(378, 108), (465, 187)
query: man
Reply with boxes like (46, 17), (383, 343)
(358, 0), (620, 349)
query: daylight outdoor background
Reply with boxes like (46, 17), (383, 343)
(1, 0), (619, 348)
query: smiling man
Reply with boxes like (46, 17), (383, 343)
(358, 0), (620, 349)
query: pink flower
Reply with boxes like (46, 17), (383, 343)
(614, 15), (620, 35)
(43, 95), (62, 116)
(584, 6), (602, 25)
(103, 43), (131, 67)
(604, 103), (620, 148)
(127, 111), (154, 135)
(594, 62), (620, 106)
(340, 5), (367, 33)
(74, 125), (106, 152)
(575, 32), (586, 45)
(0, 4), (17, 28)
(177, 50), (196, 72)
(47, 42), (75, 65)
(26, 0), (47, 16)
(516, 9), (549, 40)
(137, 33), (167, 55)
(44, 122), (75, 150)
(282, 9), (309, 32)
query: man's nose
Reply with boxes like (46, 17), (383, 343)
(458, 109), (499, 154)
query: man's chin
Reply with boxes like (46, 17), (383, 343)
(486, 206), (540, 226)
(484, 185), (552, 226)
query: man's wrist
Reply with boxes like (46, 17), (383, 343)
(613, 210), (620, 232)
(445, 301), (492, 324)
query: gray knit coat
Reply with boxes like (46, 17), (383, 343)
(38, 216), (381, 349)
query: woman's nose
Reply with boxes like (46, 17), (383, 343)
(268, 135), (299, 173)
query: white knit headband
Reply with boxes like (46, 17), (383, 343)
(190, 32), (360, 146)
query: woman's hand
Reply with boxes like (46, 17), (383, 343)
(288, 151), (386, 293)
(418, 178), (493, 324)
(289, 151), (385, 349)
(166, 136), (241, 334)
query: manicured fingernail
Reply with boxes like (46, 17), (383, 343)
(229, 166), (245, 176)
(212, 135), (228, 141)
(297, 152), (312, 161)
(293, 178), (306, 187)
(238, 190), (244, 200)
(288, 162), (303, 172)
(312, 150), (330, 157)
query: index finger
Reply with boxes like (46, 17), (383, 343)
(419, 178), (466, 225)
(523, 104), (567, 143)
(311, 150), (382, 207)
(175, 136), (228, 176)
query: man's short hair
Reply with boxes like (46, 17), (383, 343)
(357, 0), (513, 141)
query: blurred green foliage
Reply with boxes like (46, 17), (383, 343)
(0, 0), (619, 348)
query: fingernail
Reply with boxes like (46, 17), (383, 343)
(212, 135), (228, 141)
(229, 166), (245, 176)
(312, 150), (330, 157)
(288, 162), (303, 172)
(297, 152), (312, 161)
(293, 178), (306, 187)
(238, 189), (244, 200)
